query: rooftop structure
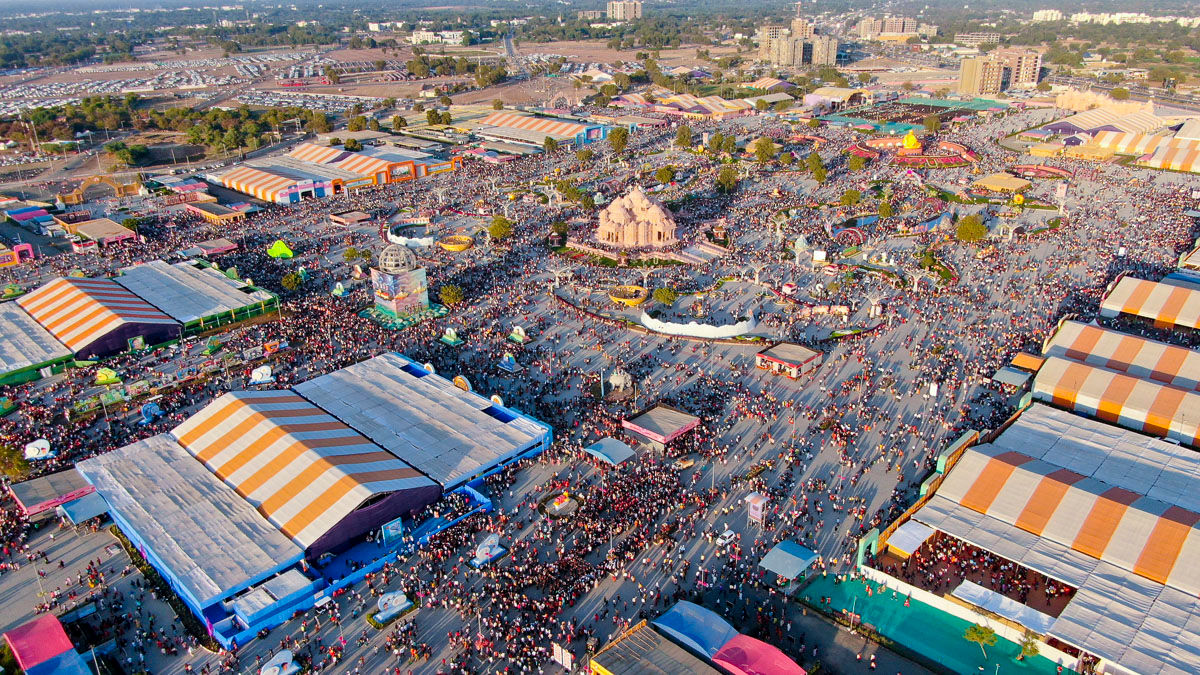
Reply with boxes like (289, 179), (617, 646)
(755, 342), (823, 379)
(622, 404), (700, 448)
(898, 403), (1200, 674)
(590, 621), (722, 675)
(1043, 319), (1200, 391)
(0, 302), (71, 384)
(595, 186), (678, 249)
(1044, 107), (1168, 136)
(114, 260), (276, 327)
(1099, 275), (1200, 330)
(293, 353), (552, 489)
(16, 277), (177, 360)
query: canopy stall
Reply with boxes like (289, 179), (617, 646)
(952, 580), (1055, 633)
(759, 541), (819, 580)
(886, 519), (935, 558)
(583, 438), (637, 465)
(651, 601), (739, 658)
(712, 635), (807, 675)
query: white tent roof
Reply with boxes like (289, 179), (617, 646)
(293, 353), (548, 488)
(911, 403), (1200, 674)
(115, 260), (274, 324)
(1043, 320), (1200, 392)
(0, 302), (70, 375)
(887, 519), (935, 555)
(77, 434), (303, 607)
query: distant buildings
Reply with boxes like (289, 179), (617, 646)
(1069, 11), (1200, 27)
(854, 16), (939, 41)
(994, 49), (1043, 89)
(578, 10), (605, 20)
(954, 32), (1001, 47)
(959, 57), (1005, 96)
(606, 0), (643, 21)
(1031, 9), (1062, 22)
(757, 14), (837, 67)
(409, 30), (464, 45)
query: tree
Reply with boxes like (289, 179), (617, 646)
(807, 151), (827, 183)
(807, 118), (820, 129)
(901, 81), (915, 91)
(580, 194), (596, 210)
(439, 95), (452, 107)
(755, 98), (768, 111)
(426, 110), (441, 125)
(543, 137), (559, 154)
(608, 127), (629, 154)
(1036, 80), (1051, 92)
(963, 625), (997, 660)
(1018, 632), (1040, 661)
(655, 166), (676, 184)
(857, 72), (872, 85)
(439, 111), (452, 126)
(551, 221), (569, 235)
(716, 166), (738, 193)
(368, 119), (381, 132)
(393, 115), (407, 131)
(841, 189), (861, 206)
(576, 148), (594, 163)
(923, 114), (942, 133)
(344, 138), (362, 151)
(343, 247), (360, 262)
(653, 287), (678, 305)
(753, 138), (776, 163)
(0, 442), (30, 479)
(492, 99), (504, 110)
(956, 214), (987, 242)
(848, 154), (866, 172)
(675, 125), (692, 148)
(1111, 87), (1130, 100)
(878, 201), (894, 218)
(779, 151), (795, 166)
(707, 132), (724, 154)
(439, 284), (465, 306)
(327, 137), (342, 147)
(281, 271), (302, 291)
(489, 215), (514, 240)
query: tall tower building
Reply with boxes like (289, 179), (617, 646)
(790, 17), (815, 38)
(606, 0), (643, 21)
(994, 49), (1043, 89)
(959, 57), (1005, 96)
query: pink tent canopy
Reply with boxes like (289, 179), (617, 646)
(3, 615), (75, 671)
(713, 634), (806, 675)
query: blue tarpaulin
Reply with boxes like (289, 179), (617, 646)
(652, 601), (739, 658)
(23, 649), (91, 675)
(57, 492), (109, 525)
(759, 541), (819, 579)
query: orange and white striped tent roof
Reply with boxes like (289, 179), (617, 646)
(332, 152), (394, 177)
(1043, 320), (1200, 392)
(171, 390), (437, 549)
(16, 277), (176, 354)
(217, 166), (299, 203)
(912, 404), (1200, 673)
(1138, 140), (1200, 174)
(1099, 276), (1200, 329)
(477, 111), (590, 139)
(1032, 356), (1200, 446)
(288, 142), (348, 165)
(1091, 131), (1168, 155)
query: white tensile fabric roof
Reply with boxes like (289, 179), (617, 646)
(115, 260), (274, 324)
(170, 390), (436, 549)
(1043, 319), (1200, 392)
(911, 404), (1200, 674)
(1032, 356), (1200, 446)
(293, 353), (547, 488)
(0, 302), (70, 375)
(626, 406), (700, 438)
(76, 434), (303, 607)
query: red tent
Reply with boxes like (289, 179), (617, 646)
(3, 615), (75, 671)
(713, 634), (806, 675)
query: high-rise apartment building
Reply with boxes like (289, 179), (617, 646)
(959, 57), (1005, 96)
(994, 49), (1043, 88)
(606, 0), (642, 21)
(954, 32), (1001, 46)
(763, 35), (838, 67)
(856, 16), (929, 40)
(790, 17), (815, 38)
(1032, 9), (1063, 22)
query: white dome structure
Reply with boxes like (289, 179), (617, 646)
(378, 244), (417, 274)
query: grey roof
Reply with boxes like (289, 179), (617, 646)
(114, 260), (274, 324)
(759, 342), (822, 365)
(0, 302), (70, 375)
(245, 155), (365, 182)
(77, 434), (303, 607)
(991, 366), (1031, 387)
(232, 569), (312, 619)
(592, 623), (722, 675)
(626, 406), (699, 438)
(759, 541), (819, 579)
(584, 437), (636, 465)
(293, 353), (548, 488)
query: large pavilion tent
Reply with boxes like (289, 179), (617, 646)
(908, 403), (1200, 674)
(712, 635), (807, 675)
(16, 277), (178, 359)
(1042, 319), (1200, 392)
(76, 433), (305, 616)
(293, 353), (552, 490)
(651, 601), (739, 658)
(8, 469), (94, 517)
(1090, 130), (1169, 155)
(1032, 356), (1200, 445)
(170, 389), (440, 555)
(1043, 107), (1167, 135)
(114, 260), (276, 327)
(1138, 141), (1200, 173)
(216, 165), (302, 203)
(0, 302), (71, 383)
(1099, 276), (1200, 330)
(972, 172), (1031, 193)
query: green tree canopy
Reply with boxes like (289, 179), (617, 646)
(439, 284), (465, 306)
(608, 127), (630, 154)
(653, 287), (678, 305)
(956, 213), (988, 242)
(489, 215), (514, 240)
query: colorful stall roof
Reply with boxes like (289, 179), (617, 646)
(1099, 276), (1200, 329)
(1043, 320), (1200, 392)
(16, 277), (176, 354)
